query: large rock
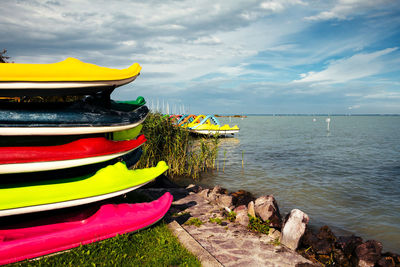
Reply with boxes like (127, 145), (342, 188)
(377, 256), (396, 267)
(234, 205), (249, 226)
(313, 225), (336, 254)
(281, 209), (309, 250)
(186, 184), (202, 193)
(198, 188), (209, 199)
(254, 195), (282, 228)
(231, 190), (255, 207)
(208, 185), (227, 202)
(355, 240), (383, 267)
(336, 235), (363, 257)
(380, 252), (400, 267)
(216, 194), (233, 208)
(247, 201), (256, 217)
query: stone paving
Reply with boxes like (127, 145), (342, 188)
(137, 186), (317, 267)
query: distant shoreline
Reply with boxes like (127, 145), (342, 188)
(215, 114), (247, 118)
(216, 113), (400, 117)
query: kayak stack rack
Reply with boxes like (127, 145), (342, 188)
(0, 58), (172, 264)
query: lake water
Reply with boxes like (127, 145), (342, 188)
(178, 115), (400, 253)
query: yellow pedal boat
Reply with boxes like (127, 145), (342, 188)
(0, 58), (141, 96)
(183, 114), (240, 135)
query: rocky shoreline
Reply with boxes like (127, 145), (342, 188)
(141, 175), (400, 267)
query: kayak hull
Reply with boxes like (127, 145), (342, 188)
(0, 102), (149, 136)
(0, 135), (146, 174)
(0, 147), (143, 184)
(0, 57), (141, 96)
(0, 192), (173, 265)
(0, 76), (137, 96)
(0, 161), (168, 217)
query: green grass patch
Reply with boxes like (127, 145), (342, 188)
(209, 217), (223, 225)
(138, 112), (219, 179)
(225, 211), (236, 222)
(13, 222), (200, 267)
(271, 237), (281, 246)
(248, 215), (270, 235)
(184, 217), (204, 227)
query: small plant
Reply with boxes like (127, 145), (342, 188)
(226, 211), (236, 222)
(184, 217), (204, 227)
(248, 215), (270, 234)
(209, 217), (223, 225)
(271, 237), (281, 246)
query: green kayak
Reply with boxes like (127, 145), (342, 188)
(0, 161), (168, 217)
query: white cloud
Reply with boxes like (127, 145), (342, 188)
(260, 0), (306, 12)
(305, 0), (392, 21)
(1, 0), (399, 113)
(190, 36), (222, 45)
(364, 92), (400, 99)
(348, 105), (360, 110)
(293, 47), (398, 84)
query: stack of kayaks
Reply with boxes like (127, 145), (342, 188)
(0, 58), (172, 264)
(177, 114), (239, 135)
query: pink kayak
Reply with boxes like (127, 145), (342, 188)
(0, 192), (173, 265)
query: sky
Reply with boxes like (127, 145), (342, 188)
(1, 0), (399, 114)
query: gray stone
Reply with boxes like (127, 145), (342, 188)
(230, 190), (255, 207)
(247, 201), (256, 217)
(269, 228), (281, 242)
(355, 240), (383, 267)
(208, 193), (218, 203)
(186, 184), (202, 193)
(198, 188), (210, 199)
(234, 205), (249, 226)
(281, 209), (309, 250)
(208, 185), (226, 202)
(254, 195), (282, 228)
(216, 194), (233, 208)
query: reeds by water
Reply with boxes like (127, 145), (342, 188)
(137, 113), (219, 179)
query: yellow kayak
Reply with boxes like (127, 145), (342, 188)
(0, 58), (141, 96)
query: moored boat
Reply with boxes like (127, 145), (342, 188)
(182, 114), (240, 136)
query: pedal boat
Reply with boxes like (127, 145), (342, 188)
(184, 115), (240, 135)
(0, 58), (141, 96)
(0, 161), (168, 217)
(0, 192), (172, 265)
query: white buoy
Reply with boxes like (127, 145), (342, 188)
(313, 118), (316, 122)
(325, 117), (331, 131)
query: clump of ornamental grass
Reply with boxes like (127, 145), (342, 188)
(138, 112), (219, 179)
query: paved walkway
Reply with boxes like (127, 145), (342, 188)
(137, 186), (317, 267)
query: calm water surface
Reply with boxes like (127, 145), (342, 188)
(178, 115), (400, 253)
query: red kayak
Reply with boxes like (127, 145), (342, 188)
(0, 192), (173, 265)
(0, 135), (146, 174)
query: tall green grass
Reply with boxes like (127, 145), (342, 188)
(138, 113), (219, 179)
